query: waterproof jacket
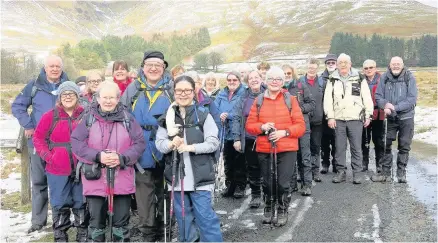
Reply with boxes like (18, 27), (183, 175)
(12, 68), (69, 147)
(246, 90), (306, 153)
(71, 103), (146, 197)
(323, 68), (373, 121)
(202, 88), (220, 100)
(231, 86), (265, 149)
(197, 92), (221, 134)
(156, 104), (219, 191)
(375, 68), (417, 121)
(79, 91), (96, 111)
(365, 72), (385, 121)
(120, 72), (174, 169)
(301, 75), (325, 125)
(33, 105), (84, 176)
(214, 85), (245, 141)
(287, 78), (315, 126)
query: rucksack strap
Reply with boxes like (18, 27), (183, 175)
(256, 92), (292, 118)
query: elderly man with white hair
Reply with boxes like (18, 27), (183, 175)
(12, 55), (69, 233)
(323, 53), (373, 184)
(373, 56), (417, 183)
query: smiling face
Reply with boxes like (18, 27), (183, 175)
(175, 80), (195, 107)
(248, 71), (262, 92)
(86, 73), (103, 94)
(205, 77), (217, 92)
(226, 74), (240, 92)
(283, 67), (293, 81)
(337, 57), (351, 76)
(307, 63), (318, 78)
(113, 65), (128, 81)
(44, 56), (62, 82)
(97, 87), (120, 112)
(363, 60), (377, 79)
(390, 57), (404, 75)
(142, 57), (165, 84)
(60, 91), (78, 110)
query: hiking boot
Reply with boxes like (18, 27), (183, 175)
(249, 196), (262, 208)
(362, 165), (368, 172)
(301, 185), (312, 196)
(274, 210), (288, 227)
(332, 167), (338, 173)
(76, 227), (88, 242)
(313, 171), (322, 182)
(27, 224), (43, 234)
(371, 174), (391, 183)
(353, 174), (363, 184)
(221, 185), (234, 197)
(320, 166), (329, 174)
(332, 171), (346, 183)
(233, 187), (245, 199)
(397, 168), (407, 183)
(262, 207), (272, 224)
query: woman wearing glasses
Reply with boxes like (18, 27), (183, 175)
(213, 71), (246, 198)
(282, 64), (299, 88)
(155, 75), (223, 242)
(33, 81), (88, 242)
(80, 70), (104, 109)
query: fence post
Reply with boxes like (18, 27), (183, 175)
(16, 127), (31, 205)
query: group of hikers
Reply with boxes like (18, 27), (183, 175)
(11, 49), (417, 242)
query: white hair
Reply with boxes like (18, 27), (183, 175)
(363, 59), (377, 68)
(337, 53), (351, 63)
(265, 66), (285, 81)
(44, 55), (63, 68)
(96, 81), (121, 98)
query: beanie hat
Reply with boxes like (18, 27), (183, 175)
(227, 70), (242, 81)
(325, 54), (337, 63)
(75, 76), (86, 85)
(142, 50), (168, 69)
(58, 81), (80, 100)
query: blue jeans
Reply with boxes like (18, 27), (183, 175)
(173, 190), (223, 242)
(46, 173), (85, 210)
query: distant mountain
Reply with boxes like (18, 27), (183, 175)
(1, 0), (436, 62)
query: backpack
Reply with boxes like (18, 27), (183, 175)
(130, 81), (174, 110)
(256, 92), (292, 118)
(329, 73), (365, 101)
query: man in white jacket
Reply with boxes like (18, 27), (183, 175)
(324, 53), (374, 184)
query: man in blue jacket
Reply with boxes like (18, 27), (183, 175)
(372, 56), (417, 183)
(120, 51), (173, 242)
(11, 55), (69, 233)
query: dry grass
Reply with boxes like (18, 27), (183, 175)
(414, 71), (437, 108)
(0, 84), (25, 114)
(1, 191), (32, 213)
(1, 162), (20, 179)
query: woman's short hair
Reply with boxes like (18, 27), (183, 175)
(171, 65), (185, 78)
(266, 66), (286, 81)
(281, 64), (298, 80)
(86, 70), (105, 83)
(202, 72), (219, 89)
(96, 81), (121, 98)
(257, 61), (271, 70)
(245, 70), (262, 83)
(113, 60), (129, 73)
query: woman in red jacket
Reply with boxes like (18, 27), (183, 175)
(113, 60), (133, 95)
(246, 66), (305, 227)
(33, 81), (88, 242)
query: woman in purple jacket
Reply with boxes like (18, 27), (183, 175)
(71, 81), (146, 242)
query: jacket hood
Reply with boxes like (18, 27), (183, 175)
(385, 68), (407, 80)
(36, 68), (69, 87)
(137, 69), (172, 88)
(331, 68), (360, 80)
(91, 102), (127, 122)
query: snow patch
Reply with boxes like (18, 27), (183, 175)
(0, 172), (21, 194)
(413, 106), (438, 146)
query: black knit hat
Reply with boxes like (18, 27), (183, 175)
(324, 54), (337, 63)
(142, 51), (168, 69)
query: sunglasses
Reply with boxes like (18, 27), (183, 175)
(364, 66), (375, 70)
(284, 72), (292, 75)
(326, 61), (336, 65)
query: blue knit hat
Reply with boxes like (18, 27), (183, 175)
(58, 81), (80, 100)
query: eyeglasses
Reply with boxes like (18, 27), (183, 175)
(326, 61), (336, 65)
(175, 89), (194, 95)
(87, 79), (102, 84)
(308, 67), (318, 71)
(267, 78), (283, 83)
(284, 72), (292, 76)
(227, 79), (239, 82)
(61, 92), (77, 99)
(338, 61), (349, 65)
(364, 66), (375, 70)
(100, 96), (118, 101)
(144, 62), (164, 69)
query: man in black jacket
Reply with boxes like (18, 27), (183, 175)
(372, 56), (417, 183)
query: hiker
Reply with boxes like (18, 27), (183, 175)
(287, 64), (316, 196)
(130, 70), (138, 79)
(361, 59), (385, 173)
(231, 70), (266, 208)
(320, 54), (338, 174)
(33, 81), (88, 242)
(238, 63), (252, 86)
(120, 50), (173, 242)
(71, 81), (145, 242)
(113, 60), (133, 95)
(214, 71), (246, 198)
(299, 58), (325, 182)
(12, 55), (69, 234)
(202, 71), (221, 99)
(282, 64), (299, 88)
(323, 53), (373, 184)
(79, 70), (103, 109)
(171, 64), (185, 79)
(372, 56), (417, 183)
(246, 66), (305, 227)
(257, 61), (271, 81)
(156, 75), (223, 242)
(75, 76), (87, 92)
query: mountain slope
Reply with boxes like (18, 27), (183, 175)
(1, 0), (436, 61)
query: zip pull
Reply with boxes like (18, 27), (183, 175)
(252, 139), (256, 151)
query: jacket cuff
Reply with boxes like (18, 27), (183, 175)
(95, 153), (101, 163)
(119, 154), (127, 169)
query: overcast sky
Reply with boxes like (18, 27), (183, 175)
(415, 0), (438, 8)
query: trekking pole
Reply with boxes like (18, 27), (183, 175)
(106, 167), (115, 242)
(164, 178), (167, 243)
(169, 149), (178, 241)
(180, 155), (186, 242)
(271, 139), (278, 226)
(215, 122), (226, 201)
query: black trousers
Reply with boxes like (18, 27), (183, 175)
(381, 118), (414, 176)
(321, 120), (337, 168)
(310, 124), (323, 172)
(245, 138), (261, 196)
(87, 195), (131, 242)
(224, 140), (246, 191)
(259, 151), (296, 209)
(362, 120), (384, 169)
